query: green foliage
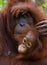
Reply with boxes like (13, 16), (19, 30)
(0, 0), (7, 9)
(41, 3), (47, 8)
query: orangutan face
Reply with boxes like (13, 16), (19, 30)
(9, 11), (38, 55)
(5, 2), (42, 59)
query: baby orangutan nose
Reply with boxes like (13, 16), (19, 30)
(18, 31), (36, 54)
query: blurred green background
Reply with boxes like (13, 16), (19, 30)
(0, 0), (7, 9)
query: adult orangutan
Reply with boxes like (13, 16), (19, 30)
(0, 0), (47, 65)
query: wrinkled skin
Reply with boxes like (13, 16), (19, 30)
(0, 0), (47, 65)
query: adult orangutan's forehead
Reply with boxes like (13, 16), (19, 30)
(11, 6), (32, 18)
